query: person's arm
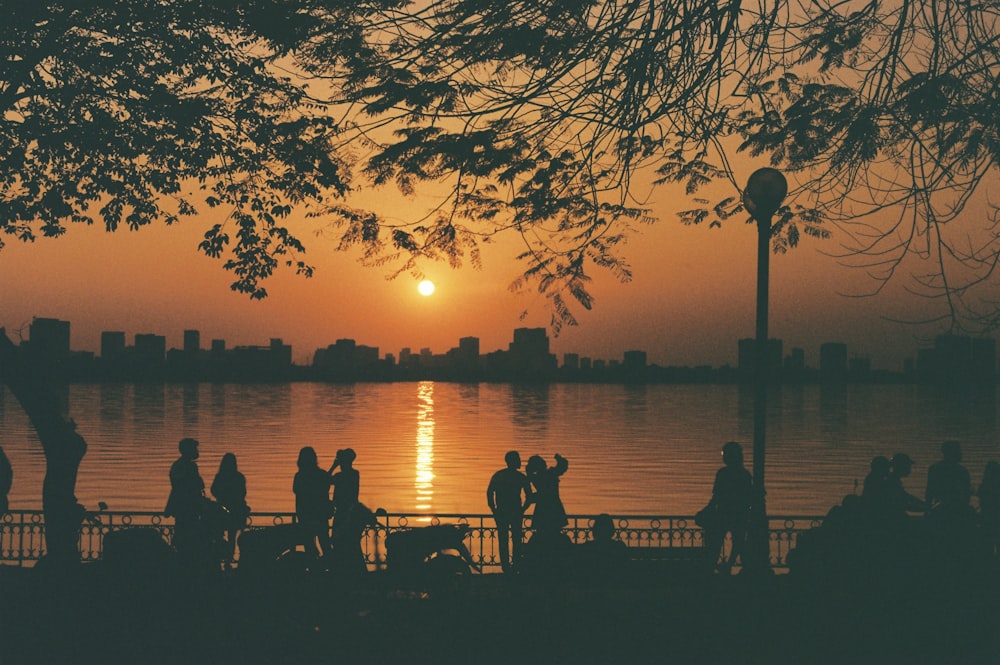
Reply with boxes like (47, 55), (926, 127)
(906, 491), (928, 513)
(553, 453), (569, 476)
(486, 475), (497, 512)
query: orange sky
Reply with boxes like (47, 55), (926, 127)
(0, 168), (947, 372)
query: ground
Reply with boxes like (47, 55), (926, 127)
(1, 561), (998, 664)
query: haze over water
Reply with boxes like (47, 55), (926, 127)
(2, 382), (998, 517)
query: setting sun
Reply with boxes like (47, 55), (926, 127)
(418, 279), (435, 296)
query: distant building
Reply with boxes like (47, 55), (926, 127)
(226, 338), (293, 378)
(133, 333), (167, 376)
(506, 327), (557, 378)
(849, 355), (871, 377)
(450, 336), (481, 376)
(820, 342), (848, 382)
(313, 338), (379, 378)
(622, 350), (647, 382)
(785, 348), (805, 372)
(29, 317), (70, 360)
(134, 334), (166, 362)
(101, 331), (127, 362)
(183, 330), (201, 354)
(920, 334), (997, 384)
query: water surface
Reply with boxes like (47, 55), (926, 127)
(2, 382), (997, 516)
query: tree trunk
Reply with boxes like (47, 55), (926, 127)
(0, 329), (87, 565)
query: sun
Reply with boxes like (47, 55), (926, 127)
(418, 279), (436, 296)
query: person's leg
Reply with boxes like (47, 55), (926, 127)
(510, 519), (524, 570)
(497, 519), (512, 572)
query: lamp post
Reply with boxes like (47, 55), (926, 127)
(742, 168), (787, 573)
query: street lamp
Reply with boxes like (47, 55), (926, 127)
(743, 167), (787, 573)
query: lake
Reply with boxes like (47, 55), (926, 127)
(1, 381), (998, 517)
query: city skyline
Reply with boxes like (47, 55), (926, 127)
(0, 174), (961, 377)
(15, 313), (994, 380)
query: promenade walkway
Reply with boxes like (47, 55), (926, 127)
(2, 551), (998, 664)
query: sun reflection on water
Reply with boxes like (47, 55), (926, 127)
(414, 382), (435, 517)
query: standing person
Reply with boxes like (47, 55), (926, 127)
(703, 441), (753, 574)
(525, 453), (569, 542)
(978, 462), (1000, 554)
(329, 448), (365, 575)
(211, 452), (250, 570)
(293, 446), (334, 562)
(925, 440), (972, 520)
(487, 450), (532, 573)
(165, 438), (207, 560)
(0, 445), (12, 515)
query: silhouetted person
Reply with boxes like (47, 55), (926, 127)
(329, 448), (366, 575)
(164, 438), (207, 559)
(487, 450), (531, 573)
(526, 453), (569, 541)
(579, 513), (629, 578)
(887, 453), (927, 517)
(293, 446), (334, 562)
(925, 440), (972, 520)
(211, 452), (250, 570)
(0, 445), (11, 515)
(519, 454), (570, 577)
(861, 455), (893, 521)
(979, 462), (1000, 554)
(704, 441), (752, 574)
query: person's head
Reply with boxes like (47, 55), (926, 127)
(336, 448), (357, 468)
(870, 455), (890, 476)
(218, 452), (237, 474)
(178, 438), (199, 460)
(297, 446), (318, 471)
(891, 453), (913, 477)
(526, 455), (546, 475)
(941, 440), (962, 463)
(592, 513), (615, 541)
(504, 450), (521, 470)
(722, 441), (744, 467)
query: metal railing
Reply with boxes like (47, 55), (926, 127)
(0, 509), (822, 571)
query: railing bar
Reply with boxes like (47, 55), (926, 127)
(0, 509), (823, 570)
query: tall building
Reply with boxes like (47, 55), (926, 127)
(924, 334), (997, 383)
(134, 334), (167, 362)
(29, 317), (70, 359)
(101, 331), (127, 361)
(183, 330), (201, 354)
(820, 342), (848, 382)
(458, 336), (479, 358)
(506, 327), (557, 377)
(623, 350), (647, 369)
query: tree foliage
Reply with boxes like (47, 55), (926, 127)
(3, 0), (999, 333)
(0, 0), (377, 297)
(301, 0), (999, 333)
